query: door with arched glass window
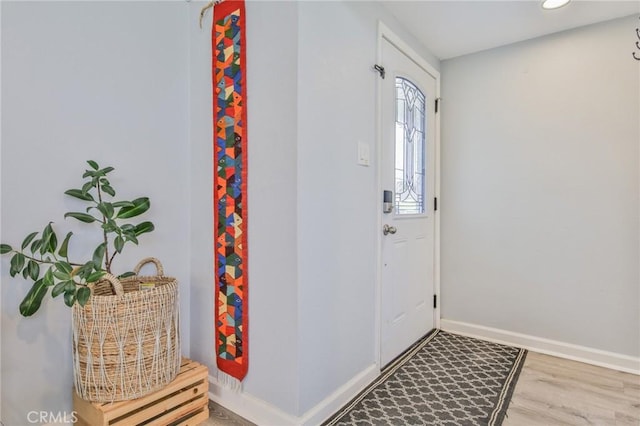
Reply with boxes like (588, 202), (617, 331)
(380, 36), (438, 367)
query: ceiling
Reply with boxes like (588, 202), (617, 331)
(378, 0), (640, 60)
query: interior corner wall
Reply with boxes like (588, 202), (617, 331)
(440, 16), (640, 357)
(0, 2), (190, 425)
(188, 0), (301, 416)
(296, 1), (440, 415)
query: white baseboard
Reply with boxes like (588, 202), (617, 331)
(208, 363), (379, 426)
(208, 375), (298, 426)
(299, 363), (378, 426)
(440, 319), (640, 375)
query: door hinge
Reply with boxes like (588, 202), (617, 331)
(433, 295), (437, 309)
(434, 197), (438, 212)
(373, 64), (386, 79)
(435, 98), (440, 113)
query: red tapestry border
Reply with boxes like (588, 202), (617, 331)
(212, 0), (248, 382)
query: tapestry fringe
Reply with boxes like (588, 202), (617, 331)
(216, 370), (243, 392)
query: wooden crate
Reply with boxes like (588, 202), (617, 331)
(74, 358), (209, 426)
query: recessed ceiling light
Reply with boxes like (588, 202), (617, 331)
(541, 0), (571, 10)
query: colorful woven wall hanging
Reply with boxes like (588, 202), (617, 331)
(212, 0), (248, 383)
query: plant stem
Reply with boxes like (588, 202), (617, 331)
(16, 251), (83, 267)
(96, 181), (111, 273)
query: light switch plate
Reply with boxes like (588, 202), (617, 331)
(357, 141), (370, 166)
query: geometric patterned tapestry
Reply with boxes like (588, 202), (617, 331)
(212, 0), (248, 382)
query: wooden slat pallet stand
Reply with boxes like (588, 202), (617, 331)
(74, 358), (209, 426)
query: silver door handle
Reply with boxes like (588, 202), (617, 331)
(383, 224), (397, 235)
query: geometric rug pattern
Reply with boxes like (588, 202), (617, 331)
(324, 330), (527, 426)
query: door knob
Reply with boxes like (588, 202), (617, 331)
(383, 224), (397, 235)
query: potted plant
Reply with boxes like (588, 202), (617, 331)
(1, 160), (181, 402)
(0, 160), (154, 316)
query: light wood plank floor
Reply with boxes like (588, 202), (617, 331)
(203, 400), (255, 426)
(503, 352), (640, 425)
(203, 351), (640, 425)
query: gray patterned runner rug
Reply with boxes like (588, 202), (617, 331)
(324, 330), (527, 426)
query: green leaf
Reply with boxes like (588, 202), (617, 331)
(30, 239), (42, 253)
(121, 224), (135, 232)
(21, 232), (38, 250)
(43, 268), (54, 286)
(63, 290), (76, 307)
(53, 269), (69, 280)
(0, 244), (13, 254)
(48, 229), (57, 253)
(99, 166), (115, 175)
(116, 197), (150, 219)
(86, 271), (105, 283)
(64, 189), (94, 201)
(118, 271), (136, 279)
(28, 260), (40, 281)
(75, 261), (96, 280)
(92, 243), (106, 269)
(51, 281), (66, 298)
(87, 160), (99, 170)
(134, 221), (155, 237)
(96, 202), (114, 219)
(40, 223), (52, 255)
(123, 232), (139, 245)
(82, 170), (96, 179)
(102, 220), (117, 233)
(102, 185), (116, 197)
(22, 266), (29, 279)
(55, 261), (73, 274)
(82, 181), (94, 194)
(114, 236), (124, 253)
(58, 232), (73, 258)
(76, 287), (91, 306)
(64, 280), (76, 292)
(64, 212), (96, 223)
(19, 279), (48, 316)
(112, 201), (134, 208)
(10, 253), (25, 277)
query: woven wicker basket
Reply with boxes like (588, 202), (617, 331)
(72, 258), (181, 402)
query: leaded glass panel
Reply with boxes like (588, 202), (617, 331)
(394, 77), (426, 215)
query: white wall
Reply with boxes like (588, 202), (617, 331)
(8, 1), (635, 425)
(441, 16), (639, 357)
(189, 0), (440, 421)
(296, 1), (439, 416)
(188, 0), (301, 416)
(297, 1), (378, 414)
(1, 2), (190, 424)
(2, 0), (442, 423)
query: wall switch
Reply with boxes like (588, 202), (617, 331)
(357, 141), (370, 166)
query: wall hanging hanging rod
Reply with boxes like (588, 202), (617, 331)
(200, 0), (224, 28)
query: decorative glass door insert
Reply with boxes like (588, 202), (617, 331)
(395, 77), (426, 215)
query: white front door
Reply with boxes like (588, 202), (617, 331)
(380, 37), (437, 367)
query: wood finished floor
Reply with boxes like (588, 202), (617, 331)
(503, 352), (640, 426)
(203, 351), (640, 425)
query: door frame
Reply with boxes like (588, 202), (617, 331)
(375, 22), (441, 369)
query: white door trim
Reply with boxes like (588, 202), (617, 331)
(375, 22), (441, 370)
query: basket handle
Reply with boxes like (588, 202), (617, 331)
(92, 272), (125, 296)
(133, 257), (164, 276)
